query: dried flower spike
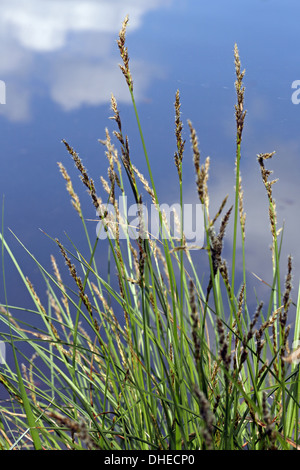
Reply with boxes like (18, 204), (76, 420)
(57, 162), (81, 216)
(174, 89), (185, 181)
(257, 151), (278, 239)
(188, 120), (210, 209)
(117, 15), (133, 90)
(193, 384), (215, 449)
(234, 43), (246, 145)
(62, 139), (101, 214)
(217, 317), (231, 372)
(189, 280), (201, 364)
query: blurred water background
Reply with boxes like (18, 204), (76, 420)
(1, 0), (300, 346)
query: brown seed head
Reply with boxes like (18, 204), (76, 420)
(117, 15), (133, 90)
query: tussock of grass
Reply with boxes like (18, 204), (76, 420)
(0, 16), (300, 450)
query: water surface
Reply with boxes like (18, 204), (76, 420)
(0, 0), (300, 344)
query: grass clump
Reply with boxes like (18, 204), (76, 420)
(0, 16), (300, 450)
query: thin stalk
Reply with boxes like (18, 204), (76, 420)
(231, 142), (241, 293)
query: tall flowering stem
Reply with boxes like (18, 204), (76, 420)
(231, 44), (246, 294)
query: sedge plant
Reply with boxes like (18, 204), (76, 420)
(0, 16), (300, 450)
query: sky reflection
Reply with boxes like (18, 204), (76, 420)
(1, 0), (300, 323)
(0, 0), (171, 120)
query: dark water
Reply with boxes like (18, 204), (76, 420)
(0, 0), (300, 373)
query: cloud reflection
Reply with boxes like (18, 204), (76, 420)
(2, 0), (170, 51)
(50, 59), (165, 111)
(0, 0), (171, 120)
(197, 138), (300, 303)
